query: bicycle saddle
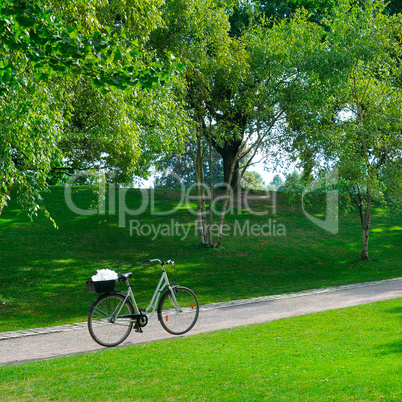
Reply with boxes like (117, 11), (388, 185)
(118, 272), (132, 281)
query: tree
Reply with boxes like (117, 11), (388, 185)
(149, 0), (260, 192)
(154, 145), (224, 189)
(267, 174), (284, 191)
(148, 0), (239, 246)
(0, 0), (185, 220)
(286, 0), (402, 260)
(41, 0), (190, 184)
(284, 170), (302, 191)
(271, 174), (283, 187)
(148, 0), (330, 247)
(241, 171), (266, 191)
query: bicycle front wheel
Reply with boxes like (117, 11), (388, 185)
(88, 293), (134, 347)
(158, 286), (199, 335)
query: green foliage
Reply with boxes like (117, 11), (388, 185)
(271, 174), (283, 186)
(283, 0), (402, 258)
(56, 74), (190, 184)
(43, 0), (165, 41)
(259, 0), (338, 24)
(284, 170), (301, 187)
(323, 0), (401, 210)
(150, 0), (248, 187)
(155, 146), (224, 189)
(283, 170), (303, 207)
(381, 158), (402, 214)
(266, 174), (284, 191)
(241, 171), (266, 190)
(0, 0), (189, 219)
(0, 0), (174, 95)
(0, 80), (65, 223)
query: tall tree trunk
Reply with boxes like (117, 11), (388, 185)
(360, 192), (371, 260)
(195, 131), (208, 245)
(213, 145), (244, 248)
(215, 140), (242, 190)
(213, 161), (237, 248)
(361, 225), (370, 260)
(208, 132), (214, 245)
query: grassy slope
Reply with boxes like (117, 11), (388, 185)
(0, 299), (401, 401)
(0, 186), (401, 331)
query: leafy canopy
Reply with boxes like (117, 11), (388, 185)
(0, 0), (175, 95)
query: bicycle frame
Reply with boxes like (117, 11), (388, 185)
(115, 266), (180, 322)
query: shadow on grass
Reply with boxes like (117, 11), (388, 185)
(1, 186), (401, 331)
(376, 341), (402, 355)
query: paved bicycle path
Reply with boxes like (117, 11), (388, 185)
(0, 278), (401, 366)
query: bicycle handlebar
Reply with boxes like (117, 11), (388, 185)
(142, 259), (175, 266)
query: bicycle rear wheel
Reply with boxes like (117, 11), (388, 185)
(88, 293), (134, 347)
(158, 286), (199, 335)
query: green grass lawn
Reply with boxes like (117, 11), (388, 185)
(0, 186), (401, 331)
(0, 299), (401, 401)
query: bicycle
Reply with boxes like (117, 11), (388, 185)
(86, 259), (199, 347)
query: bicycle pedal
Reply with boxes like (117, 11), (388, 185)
(135, 325), (143, 333)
